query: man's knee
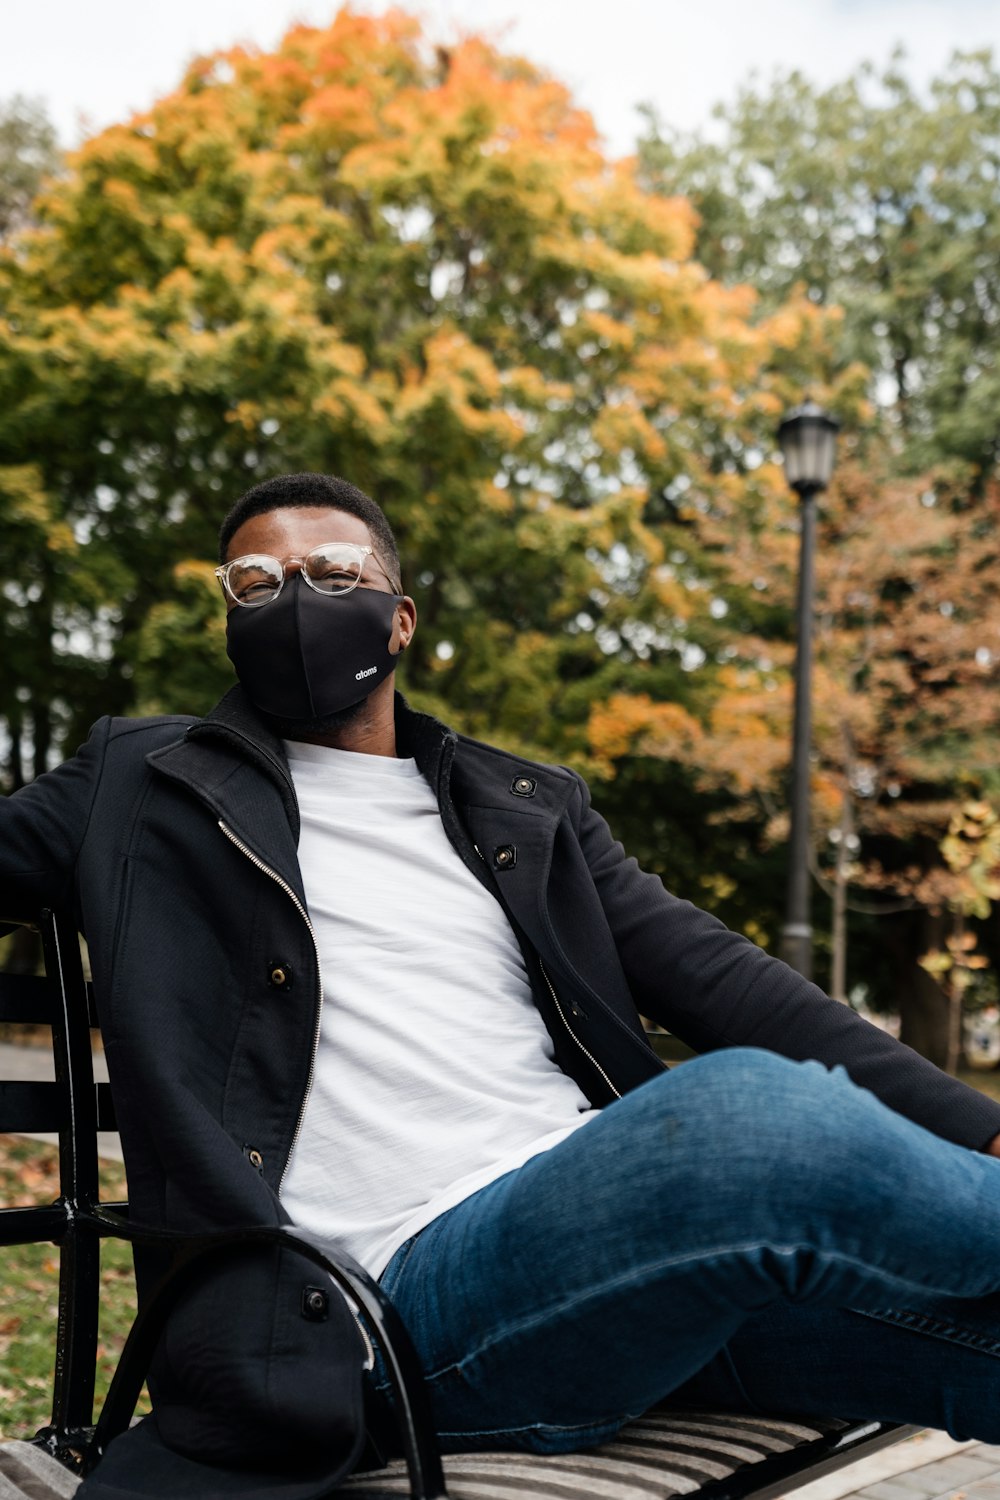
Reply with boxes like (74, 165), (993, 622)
(640, 1048), (877, 1202)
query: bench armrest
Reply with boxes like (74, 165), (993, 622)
(79, 1210), (447, 1500)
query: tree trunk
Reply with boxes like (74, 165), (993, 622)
(944, 913), (965, 1078)
(30, 589), (54, 780)
(4, 709), (26, 791)
(31, 695), (52, 781)
(894, 909), (950, 1068)
(830, 791), (853, 1003)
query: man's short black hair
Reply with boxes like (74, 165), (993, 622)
(218, 473), (401, 588)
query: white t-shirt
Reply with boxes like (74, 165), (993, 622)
(279, 740), (599, 1276)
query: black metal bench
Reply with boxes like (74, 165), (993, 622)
(0, 908), (912, 1500)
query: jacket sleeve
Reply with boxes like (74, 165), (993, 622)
(573, 772), (1000, 1153)
(0, 717), (110, 922)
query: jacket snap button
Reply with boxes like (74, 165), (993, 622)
(301, 1286), (329, 1322)
(493, 845), (517, 869)
(510, 776), (536, 798)
(269, 965), (291, 989)
(249, 1149), (263, 1169)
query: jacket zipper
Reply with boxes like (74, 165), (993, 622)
(217, 820), (323, 1189)
(538, 958), (621, 1101)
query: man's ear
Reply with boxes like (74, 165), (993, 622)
(392, 596), (417, 654)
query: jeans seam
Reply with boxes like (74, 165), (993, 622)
(368, 1371), (637, 1440)
(434, 1414), (638, 1441)
(422, 1240), (1000, 1385)
(378, 1232), (421, 1297)
(853, 1306), (1000, 1358)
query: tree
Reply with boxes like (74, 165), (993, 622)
(638, 51), (1000, 486)
(0, 95), (58, 243)
(587, 442), (1000, 1057)
(633, 55), (1000, 1047)
(0, 8), (834, 798)
(919, 802), (1000, 1073)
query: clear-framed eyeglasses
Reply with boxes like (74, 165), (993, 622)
(215, 542), (399, 609)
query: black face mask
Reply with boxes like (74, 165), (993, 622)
(225, 575), (404, 723)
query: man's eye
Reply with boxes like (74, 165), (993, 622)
(311, 567), (361, 590)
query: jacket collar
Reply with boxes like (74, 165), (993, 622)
(148, 684), (461, 845)
(184, 685), (300, 833)
(146, 683), (577, 957)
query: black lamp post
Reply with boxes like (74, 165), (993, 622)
(777, 400), (839, 980)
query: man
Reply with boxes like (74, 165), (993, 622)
(6, 471), (1000, 1500)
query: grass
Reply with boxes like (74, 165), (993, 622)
(3, 1064), (1000, 1444)
(0, 1135), (149, 1442)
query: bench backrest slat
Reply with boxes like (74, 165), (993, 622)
(0, 1081), (68, 1133)
(0, 973), (57, 1025)
(96, 1083), (116, 1133)
(0, 911), (102, 1434)
(0, 1081), (115, 1136)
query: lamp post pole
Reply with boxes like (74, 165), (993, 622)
(780, 482), (820, 979)
(777, 401), (840, 980)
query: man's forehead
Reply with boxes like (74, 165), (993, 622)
(227, 506), (373, 559)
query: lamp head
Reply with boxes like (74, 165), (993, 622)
(778, 400), (839, 496)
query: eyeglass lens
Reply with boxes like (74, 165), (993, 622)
(226, 543), (367, 606)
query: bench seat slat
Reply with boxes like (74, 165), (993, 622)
(583, 1444), (742, 1479)
(650, 1415), (843, 1441)
(337, 1410), (840, 1499)
(622, 1425), (781, 1455)
(0, 1441), (81, 1499)
(453, 1452), (730, 1491)
(608, 1434), (775, 1465)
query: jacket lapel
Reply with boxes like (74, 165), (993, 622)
(146, 686), (305, 901)
(143, 685), (576, 963)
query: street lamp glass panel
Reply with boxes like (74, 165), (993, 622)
(778, 401), (840, 492)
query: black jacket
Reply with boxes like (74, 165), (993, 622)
(4, 686), (1000, 1496)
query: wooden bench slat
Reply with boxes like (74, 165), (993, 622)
(661, 1414), (842, 1441)
(624, 1422), (783, 1454)
(0, 1440), (81, 1498)
(453, 1452), (717, 1494)
(337, 1410), (840, 1498)
(610, 1434), (774, 1465)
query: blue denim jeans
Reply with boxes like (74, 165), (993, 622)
(373, 1049), (1000, 1452)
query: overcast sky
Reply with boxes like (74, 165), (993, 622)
(4, 0), (1000, 155)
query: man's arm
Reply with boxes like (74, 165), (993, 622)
(0, 718), (110, 920)
(571, 773), (1000, 1154)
